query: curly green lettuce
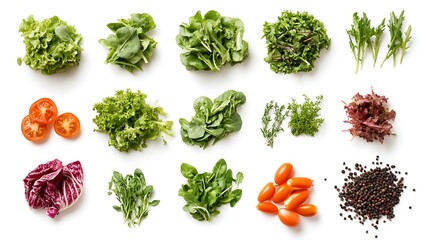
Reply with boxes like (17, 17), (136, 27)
(92, 89), (173, 152)
(17, 15), (83, 75)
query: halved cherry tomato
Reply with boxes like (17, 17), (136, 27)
(256, 202), (278, 214)
(295, 203), (318, 217)
(284, 189), (310, 210)
(29, 98), (58, 125)
(258, 182), (276, 202)
(274, 162), (293, 185)
(53, 112), (80, 138)
(287, 177), (313, 189)
(272, 184), (293, 203)
(21, 115), (48, 142)
(278, 208), (300, 227)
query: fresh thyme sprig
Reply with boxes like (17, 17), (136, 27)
(261, 100), (287, 148)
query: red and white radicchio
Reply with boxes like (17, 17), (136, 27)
(23, 159), (84, 218)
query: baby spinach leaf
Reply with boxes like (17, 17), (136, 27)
(178, 159), (243, 221)
(99, 13), (157, 73)
(179, 90), (246, 149)
(176, 10), (249, 72)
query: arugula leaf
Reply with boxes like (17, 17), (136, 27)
(108, 169), (160, 227)
(92, 89), (173, 152)
(263, 11), (330, 74)
(17, 15), (83, 75)
(178, 159), (244, 221)
(99, 13), (157, 73)
(286, 95), (324, 136)
(179, 90), (246, 149)
(346, 12), (385, 73)
(176, 10), (249, 72)
(381, 10), (412, 67)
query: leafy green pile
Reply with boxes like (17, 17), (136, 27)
(176, 10), (249, 71)
(263, 11), (330, 74)
(178, 159), (244, 221)
(108, 168), (160, 227)
(381, 10), (412, 67)
(287, 95), (324, 136)
(92, 89), (173, 152)
(346, 12), (385, 73)
(261, 100), (287, 148)
(179, 90), (246, 149)
(17, 15), (83, 75)
(99, 13), (157, 73)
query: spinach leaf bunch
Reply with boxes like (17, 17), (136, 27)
(17, 15), (83, 75)
(178, 159), (244, 221)
(176, 10), (249, 72)
(263, 11), (331, 74)
(93, 89), (173, 152)
(108, 168), (160, 227)
(99, 13), (157, 73)
(179, 90), (246, 149)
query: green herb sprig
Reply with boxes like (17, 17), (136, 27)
(108, 169), (160, 227)
(99, 13), (157, 73)
(261, 100), (287, 148)
(381, 10), (412, 67)
(178, 159), (244, 221)
(286, 95), (324, 137)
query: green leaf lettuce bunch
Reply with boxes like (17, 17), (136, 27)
(17, 15), (83, 75)
(93, 89), (173, 152)
(176, 10), (249, 72)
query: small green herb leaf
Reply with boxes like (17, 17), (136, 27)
(108, 169), (159, 227)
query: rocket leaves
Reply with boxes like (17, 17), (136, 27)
(99, 13), (157, 73)
(176, 10), (249, 72)
(178, 159), (244, 221)
(179, 90), (246, 149)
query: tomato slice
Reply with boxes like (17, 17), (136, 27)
(29, 98), (58, 125)
(21, 115), (49, 142)
(54, 112), (80, 138)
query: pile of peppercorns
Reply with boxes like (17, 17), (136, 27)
(335, 155), (410, 238)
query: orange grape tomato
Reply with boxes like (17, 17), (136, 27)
(274, 162), (293, 185)
(53, 112), (81, 138)
(272, 184), (293, 203)
(287, 177), (313, 189)
(258, 182), (276, 202)
(278, 208), (300, 227)
(21, 115), (49, 142)
(256, 202), (278, 214)
(29, 98), (58, 125)
(295, 203), (318, 217)
(284, 189), (310, 210)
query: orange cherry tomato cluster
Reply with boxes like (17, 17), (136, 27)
(21, 98), (81, 142)
(256, 162), (317, 227)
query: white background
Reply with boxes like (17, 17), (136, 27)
(1, 0), (426, 239)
